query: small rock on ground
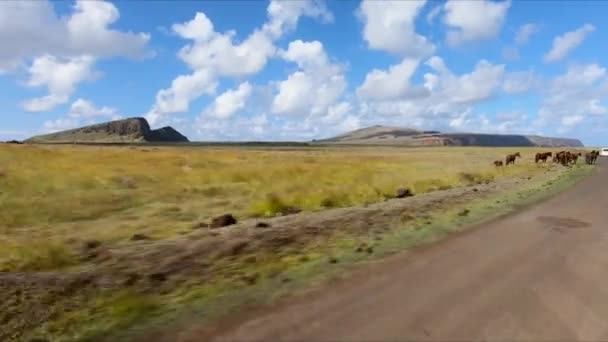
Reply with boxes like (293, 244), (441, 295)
(458, 209), (470, 217)
(395, 188), (414, 198)
(356, 243), (368, 253)
(83, 240), (101, 249)
(148, 272), (167, 282)
(210, 214), (237, 228)
(131, 234), (151, 241)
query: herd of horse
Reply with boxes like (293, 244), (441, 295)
(493, 150), (601, 167)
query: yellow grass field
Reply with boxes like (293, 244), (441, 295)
(0, 143), (594, 341)
(0, 144), (568, 272)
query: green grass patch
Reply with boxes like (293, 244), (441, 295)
(2, 240), (78, 272)
(28, 291), (160, 342)
(249, 193), (292, 217)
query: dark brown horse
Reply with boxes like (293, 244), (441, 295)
(586, 150), (599, 164)
(494, 160), (504, 167)
(505, 152), (521, 165)
(535, 152), (552, 163)
(593, 150), (600, 163)
(565, 151), (572, 164)
(555, 151), (570, 166)
(553, 151), (565, 163)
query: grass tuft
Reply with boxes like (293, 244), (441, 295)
(3, 241), (77, 271)
(250, 193), (291, 217)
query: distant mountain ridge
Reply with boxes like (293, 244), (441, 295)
(317, 125), (584, 147)
(26, 117), (189, 143)
(24, 120), (583, 147)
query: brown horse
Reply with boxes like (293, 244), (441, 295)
(564, 151), (572, 164)
(553, 151), (565, 163)
(594, 150), (600, 163)
(494, 160), (504, 167)
(586, 150), (600, 164)
(555, 151), (570, 166)
(535, 152), (552, 163)
(505, 152), (521, 165)
(571, 153), (580, 164)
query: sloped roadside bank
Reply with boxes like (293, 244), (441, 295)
(5, 164), (593, 342)
(126, 165), (592, 342)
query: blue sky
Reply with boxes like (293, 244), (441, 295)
(1, 0), (607, 146)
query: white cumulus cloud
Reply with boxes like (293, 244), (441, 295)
(503, 71), (540, 94)
(21, 55), (98, 112)
(358, 0), (435, 57)
(148, 69), (218, 126)
(68, 98), (121, 119)
(443, 0), (511, 46)
(544, 24), (595, 63)
(561, 115), (584, 127)
(357, 58), (429, 100)
(175, 20), (276, 77)
(0, 0), (150, 72)
(263, 0), (333, 39)
(515, 23), (539, 45)
(272, 40), (346, 117)
(427, 57), (505, 104)
(147, 0), (332, 125)
(538, 63), (608, 130)
(171, 12), (215, 42)
(203, 82), (253, 119)
(356, 56), (506, 133)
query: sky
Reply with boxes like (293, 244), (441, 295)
(1, 0), (608, 146)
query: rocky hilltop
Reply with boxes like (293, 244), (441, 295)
(26, 117), (189, 143)
(317, 125), (584, 147)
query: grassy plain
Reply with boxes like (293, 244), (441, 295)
(0, 144), (559, 269)
(0, 143), (592, 341)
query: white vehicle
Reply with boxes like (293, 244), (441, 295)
(600, 148), (608, 157)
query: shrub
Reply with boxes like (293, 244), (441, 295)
(106, 292), (158, 324)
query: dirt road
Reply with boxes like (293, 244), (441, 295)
(205, 160), (608, 342)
